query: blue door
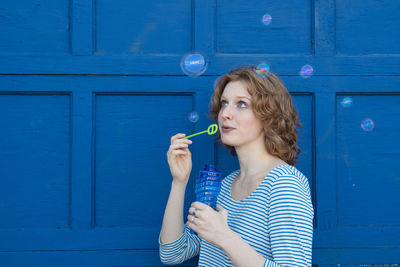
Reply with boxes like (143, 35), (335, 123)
(1, 0), (399, 266)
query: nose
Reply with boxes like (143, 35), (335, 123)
(220, 103), (233, 120)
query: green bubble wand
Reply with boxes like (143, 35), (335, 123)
(184, 123), (218, 139)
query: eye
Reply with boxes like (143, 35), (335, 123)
(238, 101), (247, 108)
(220, 100), (248, 108)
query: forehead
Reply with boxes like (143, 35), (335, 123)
(221, 81), (251, 98)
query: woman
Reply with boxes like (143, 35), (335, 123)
(159, 67), (314, 266)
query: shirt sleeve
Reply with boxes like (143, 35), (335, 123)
(159, 223), (201, 265)
(265, 174), (314, 267)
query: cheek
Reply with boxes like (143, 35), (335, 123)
(239, 112), (255, 124)
(217, 112), (223, 123)
(241, 116), (263, 133)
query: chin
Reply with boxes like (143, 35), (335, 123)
(221, 136), (238, 147)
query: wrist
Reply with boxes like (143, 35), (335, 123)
(171, 180), (188, 190)
(217, 228), (237, 250)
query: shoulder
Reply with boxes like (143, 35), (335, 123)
(268, 165), (312, 198)
(267, 166), (314, 226)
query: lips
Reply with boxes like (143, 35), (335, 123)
(222, 124), (235, 130)
(222, 125), (235, 132)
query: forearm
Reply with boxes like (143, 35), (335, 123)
(219, 229), (268, 267)
(160, 180), (187, 244)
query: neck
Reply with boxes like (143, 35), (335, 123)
(235, 138), (285, 180)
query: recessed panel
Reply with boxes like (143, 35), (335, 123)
(336, 0), (400, 55)
(0, 93), (71, 228)
(0, 0), (69, 54)
(95, 0), (191, 54)
(216, 0), (311, 54)
(336, 94), (400, 225)
(95, 94), (193, 228)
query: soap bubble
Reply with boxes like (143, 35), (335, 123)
(300, 64), (314, 78)
(341, 97), (353, 108)
(180, 52), (208, 77)
(188, 112), (199, 123)
(361, 118), (374, 132)
(262, 14), (272, 26)
(254, 62), (271, 78)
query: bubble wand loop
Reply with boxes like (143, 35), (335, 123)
(184, 124), (218, 139)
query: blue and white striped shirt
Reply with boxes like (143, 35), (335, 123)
(159, 164), (314, 266)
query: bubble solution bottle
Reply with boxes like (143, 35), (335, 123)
(195, 164), (222, 210)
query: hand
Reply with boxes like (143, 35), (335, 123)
(187, 202), (231, 247)
(167, 133), (193, 184)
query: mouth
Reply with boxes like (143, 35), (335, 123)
(222, 126), (235, 132)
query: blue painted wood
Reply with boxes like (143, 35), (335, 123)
(336, 0), (400, 55)
(194, 0), (214, 55)
(71, 90), (94, 230)
(1, 54), (400, 76)
(216, 0), (311, 54)
(0, 93), (71, 229)
(94, 93), (194, 228)
(0, 250), (198, 267)
(71, 0), (94, 55)
(314, 90), (337, 231)
(94, 0), (191, 55)
(336, 93), (400, 226)
(0, 0), (70, 54)
(1, 0), (400, 265)
(314, 0), (335, 56)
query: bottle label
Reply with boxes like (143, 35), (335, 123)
(195, 164), (222, 210)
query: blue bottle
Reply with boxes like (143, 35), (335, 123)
(195, 164), (222, 210)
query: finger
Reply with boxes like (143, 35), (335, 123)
(168, 141), (191, 154)
(170, 142), (192, 153)
(171, 150), (187, 156)
(171, 143), (190, 150)
(170, 145), (188, 154)
(187, 217), (196, 231)
(189, 207), (198, 216)
(187, 214), (196, 224)
(191, 201), (209, 210)
(170, 133), (187, 144)
(189, 207), (194, 215)
(173, 139), (192, 146)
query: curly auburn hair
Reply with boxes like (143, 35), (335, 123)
(207, 67), (302, 166)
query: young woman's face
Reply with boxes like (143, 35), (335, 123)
(218, 81), (264, 148)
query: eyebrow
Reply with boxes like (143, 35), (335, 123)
(220, 96), (251, 100)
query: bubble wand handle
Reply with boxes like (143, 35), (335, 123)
(183, 124), (218, 139)
(184, 130), (208, 139)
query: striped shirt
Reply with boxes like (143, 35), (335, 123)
(159, 164), (314, 266)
